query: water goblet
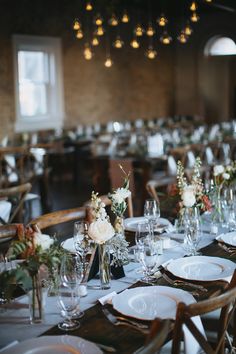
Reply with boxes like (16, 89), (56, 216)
(144, 199), (161, 235)
(135, 220), (152, 247)
(57, 282), (80, 331)
(138, 243), (159, 283)
(60, 253), (84, 319)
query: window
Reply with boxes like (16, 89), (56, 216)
(204, 36), (236, 56)
(13, 35), (64, 132)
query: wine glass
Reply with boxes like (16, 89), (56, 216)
(60, 254), (84, 319)
(135, 220), (152, 247)
(138, 242), (159, 283)
(144, 199), (161, 235)
(57, 282), (80, 331)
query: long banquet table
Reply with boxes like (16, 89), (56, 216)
(0, 224), (235, 353)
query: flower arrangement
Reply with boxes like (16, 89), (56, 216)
(0, 225), (66, 300)
(213, 162), (236, 187)
(88, 165), (130, 267)
(176, 157), (211, 214)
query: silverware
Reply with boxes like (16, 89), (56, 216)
(162, 273), (208, 292)
(102, 308), (149, 333)
(218, 242), (236, 255)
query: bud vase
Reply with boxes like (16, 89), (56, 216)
(28, 273), (43, 324)
(98, 243), (111, 290)
(212, 186), (223, 223)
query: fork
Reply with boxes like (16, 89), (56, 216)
(218, 242), (236, 256)
(102, 308), (149, 334)
(162, 273), (208, 292)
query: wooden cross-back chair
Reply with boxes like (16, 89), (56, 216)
(171, 269), (236, 354)
(135, 319), (171, 354)
(29, 207), (87, 233)
(0, 182), (32, 223)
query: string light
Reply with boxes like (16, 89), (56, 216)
(76, 29), (83, 39)
(121, 10), (129, 23)
(145, 45), (157, 59)
(113, 36), (124, 49)
(157, 14), (168, 27)
(104, 57), (113, 68)
(184, 22), (193, 36)
(160, 31), (172, 45)
(190, 1), (197, 11)
(135, 24), (144, 36)
(96, 25), (105, 36)
(190, 11), (200, 22)
(91, 36), (99, 46)
(83, 44), (93, 60)
(130, 37), (140, 48)
(146, 23), (155, 37)
(205, 0), (212, 2)
(108, 14), (119, 26)
(177, 31), (188, 44)
(85, 1), (93, 11)
(95, 14), (103, 26)
(73, 19), (81, 31)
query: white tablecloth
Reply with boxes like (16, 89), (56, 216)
(0, 200), (11, 224)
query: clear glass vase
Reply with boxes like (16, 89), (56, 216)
(212, 186), (224, 224)
(183, 207), (201, 256)
(98, 243), (111, 290)
(28, 273), (43, 324)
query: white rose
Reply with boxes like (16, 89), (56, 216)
(223, 172), (230, 180)
(34, 233), (54, 250)
(88, 219), (115, 244)
(112, 188), (131, 204)
(213, 165), (224, 176)
(181, 185), (196, 208)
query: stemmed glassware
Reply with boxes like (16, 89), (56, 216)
(143, 199), (161, 235)
(135, 220), (152, 247)
(138, 243), (159, 283)
(59, 253), (84, 323)
(57, 282), (80, 331)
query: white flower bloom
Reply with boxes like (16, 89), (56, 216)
(181, 185), (196, 208)
(213, 165), (224, 176)
(226, 165), (233, 172)
(88, 219), (115, 244)
(112, 188), (131, 204)
(223, 172), (230, 180)
(34, 233), (54, 250)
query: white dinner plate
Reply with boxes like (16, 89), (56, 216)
(217, 232), (236, 247)
(1, 335), (102, 354)
(112, 286), (195, 320)
(167, 256), (236, 281)
(124, 217), (171, 232)
(61, 238), (76, 253)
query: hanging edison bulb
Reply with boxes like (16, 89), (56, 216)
(184, 22), (193, 36)
(177, 31), (188, 44)
(160, 31), (172, 45)
(104, 56), (113, 68)
(113, 36), (124, 49)
(96, 25), (105, 36)
(83, 44), (93, 60)
(135, 24), (144, 36)
(108, 13), (119, 26)
(190, 1), (197, 11)
(157, 14), (168, 27)
(145, 45), (157, 59)
(73, 19), (81, 30)
(130, 36), (140, 48)
(205, 0), (212, 2)
(146, 23), (155, 37)
(95, 14), (103, 26)
(76, 29), (83, 39)
(85, 1), (93, 11)
(190, 11), (200, 22)
(91, 36), (99, 46)
(121, 10), (129, 23)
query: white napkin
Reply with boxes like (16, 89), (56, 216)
(183, 316), (206, 354)
(98, 291), (117, 305)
